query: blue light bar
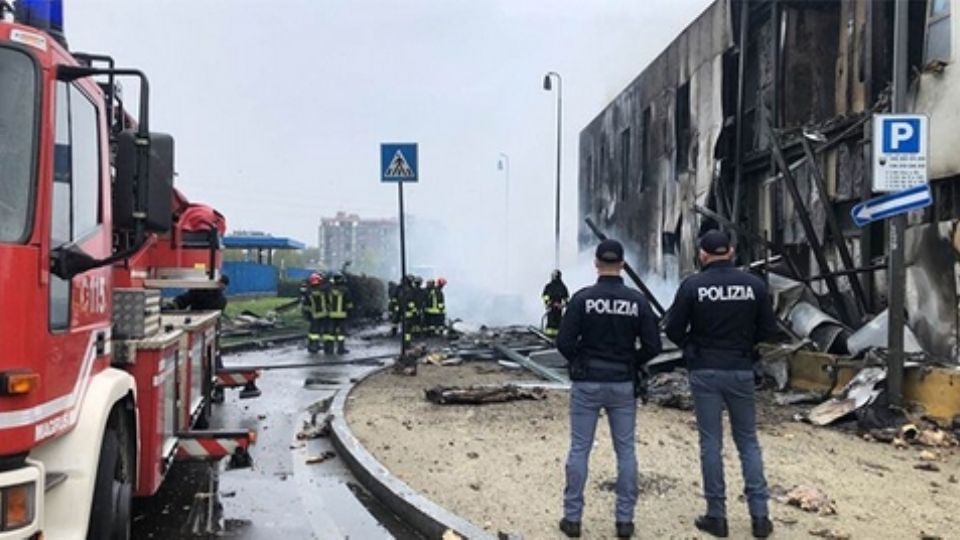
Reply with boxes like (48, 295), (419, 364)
(14, 0), (64, 35)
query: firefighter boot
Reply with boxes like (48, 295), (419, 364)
(337, 340), (349, 355)
(323, 340), (335, 355)
(307, 338), (320, 354)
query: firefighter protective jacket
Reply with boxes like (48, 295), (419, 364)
(542, 278), (569, 307)
(326, 285), (352, 319)
(306, 285), (329, 318)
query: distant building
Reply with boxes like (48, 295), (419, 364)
(318, 212), (398, 277)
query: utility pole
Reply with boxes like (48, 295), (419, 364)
(887, 0), (909, 407)
(544, 71), (562, 269)
(499, 153), (510, 288)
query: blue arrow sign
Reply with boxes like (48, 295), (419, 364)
(851, 184), (932, 227)
(381, 143), (418, 183)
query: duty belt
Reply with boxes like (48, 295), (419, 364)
(586, 358), (631, 373)
(692, 345), (751, 358)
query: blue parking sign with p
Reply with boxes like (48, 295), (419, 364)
(882, 118), (921, 153)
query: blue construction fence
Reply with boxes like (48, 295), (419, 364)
(221, 263), (315, 297)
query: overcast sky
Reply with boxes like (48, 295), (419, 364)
(64, 0), (712, 309)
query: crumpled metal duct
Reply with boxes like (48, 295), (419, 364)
(768, 273), (850, 354)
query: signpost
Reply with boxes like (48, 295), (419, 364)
(878, 0), (915, 407)
(381, 143), (418, 362)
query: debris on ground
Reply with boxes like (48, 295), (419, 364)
(441, 530), (464, 540)
(861, 418), (958, 449)
(424, 351), (448, 366)
(773, 391), (823, 406)
(297, 416), (331, 440)
(771, 485), (837, 515)
(305, 451), (336, 464)
(646, 370), (693, 411)
(806, 367), (885, 426)
(914, 462), (941, 472)
(758, 340), (813, 390)
(808, 527), (851, 540)
(425, 384), (547, 405)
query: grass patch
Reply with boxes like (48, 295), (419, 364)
(224, 296), (307, 329)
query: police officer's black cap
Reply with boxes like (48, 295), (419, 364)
(595, 239), (624, 263)
(699, 230), (731, 255)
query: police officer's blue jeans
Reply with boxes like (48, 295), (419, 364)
(689, 369), (769, 519)
(563, 381), (637, 523)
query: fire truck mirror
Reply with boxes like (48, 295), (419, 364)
(114, 130), (174, 234)
(50, 242), (99, 280)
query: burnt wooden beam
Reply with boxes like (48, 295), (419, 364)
(800, 137), (869, 318)
(765, 120), (854, 327)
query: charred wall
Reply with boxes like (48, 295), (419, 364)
(579, 0), (960, 362)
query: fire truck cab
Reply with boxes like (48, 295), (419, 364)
(0, 2), (255, 538)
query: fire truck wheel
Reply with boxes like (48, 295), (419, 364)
(87, 415), (133, 540)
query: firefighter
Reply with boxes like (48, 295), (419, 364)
(302, 273), (328, 355)
(401, 274), (419, 346)
(387, 281), (400, 337)
(664, 230), (778, 539)
(542, 269), (569, 338)
(435, 277), (448, 334)
(326, 273), (353, 354)
(412, 275), (426, 336)
(424, 279), (446, 336)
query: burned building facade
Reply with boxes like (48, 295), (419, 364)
(580, 0), (960, 361)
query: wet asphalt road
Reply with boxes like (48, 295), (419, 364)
(132, 333), (422, 539)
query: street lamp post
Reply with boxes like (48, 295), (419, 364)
(498, 152), (510, 287)
(543, 71), (562, 269)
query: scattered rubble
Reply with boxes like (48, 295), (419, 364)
(808, 528), (851, 540)
(305, 451), (336, 464)
(771, 485), (837, 515)
(425, 384), (547, 405)
(645, 370), (693, 411)
(297, 416), (331, 440)
(806, 367), (885, 426)
(914, 462), (941, 472)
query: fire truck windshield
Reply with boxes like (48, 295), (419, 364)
(0, 46), (37, 243)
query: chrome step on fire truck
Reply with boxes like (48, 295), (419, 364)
(0, 1), (260, 538)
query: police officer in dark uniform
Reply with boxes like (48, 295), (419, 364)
(664, 230), (778, 539)
(556, 239), (662, 539)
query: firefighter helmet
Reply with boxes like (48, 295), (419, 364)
(308, 273), (322, 286)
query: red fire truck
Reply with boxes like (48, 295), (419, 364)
(0, 2), (257, 538)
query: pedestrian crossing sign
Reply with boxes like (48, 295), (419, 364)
(381, 143), (418, 182)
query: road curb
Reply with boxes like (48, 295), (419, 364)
(328, 364), (495, 540)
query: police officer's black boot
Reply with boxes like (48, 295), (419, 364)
(615, 521), (634, 538)
(558, 519), (581, 538)
(751, 516), (773, 538)
(694, 515), (729, 538)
